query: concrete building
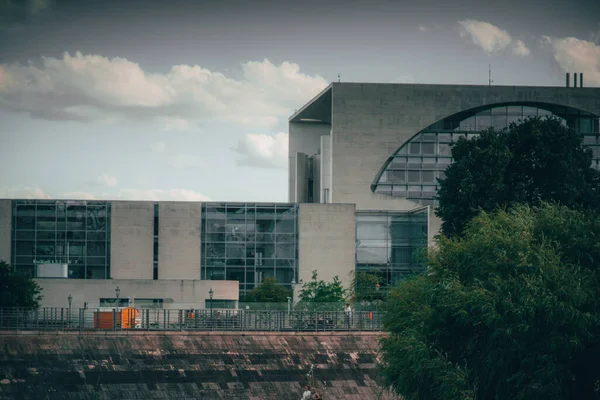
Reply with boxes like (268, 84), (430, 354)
(289, 79), (600, 235)
(2, 77), (598, 309)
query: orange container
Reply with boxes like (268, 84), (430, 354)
(94, 311), (121, 329)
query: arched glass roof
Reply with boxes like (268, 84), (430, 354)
(372, 102), (600, 206)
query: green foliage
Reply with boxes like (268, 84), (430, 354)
(349, 270), (385, 303)
(297, 270), (347, 311)
(0, 260), (42, 308)
(380, 204), (600, 400)
(436, 117), (600, 236)
(239, 277), (290, 304)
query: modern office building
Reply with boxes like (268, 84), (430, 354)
(2, 76), (598, 309)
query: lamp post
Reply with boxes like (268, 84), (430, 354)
(115, 286), (120, 307)
(67, 294), (72, 326)
(209, 287), (214, 316)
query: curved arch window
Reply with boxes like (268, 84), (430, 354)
(373, 103), (600, 206)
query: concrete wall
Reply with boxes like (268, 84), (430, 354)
(0, 333), (396, 400)
(110, 201), (154, 279)
(328, 83), (600, 211)
(297, 203), (356, 290)
(0, 200), (11, 264)
(288, 122), (330, 202)
(35, 279), (239, 309)
(158, 202), (202, 280)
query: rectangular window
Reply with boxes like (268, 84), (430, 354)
(135, 299), (164, 309)
(408, 170), (420, 183)
(421, 142), (435, 155)
(201, 203), (298, 297)
(205, 299), (236, 309)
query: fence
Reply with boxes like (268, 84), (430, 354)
(0, 308), (383, 332)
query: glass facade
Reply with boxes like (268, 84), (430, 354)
(373, 103), (600, 205)
(11, 200), (111, 278)
(201, 203), (298, 295)
(355, 208), (428, 285)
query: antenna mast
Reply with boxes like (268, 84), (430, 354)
(489, 64), (493, 86)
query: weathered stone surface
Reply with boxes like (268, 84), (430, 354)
(0, 332), (398, 399)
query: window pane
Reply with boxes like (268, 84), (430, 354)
(421, 142), (435, 155)
(422, 171), (434, 183)
(408, 170), (420, 183)
(409, 142), (420, 155)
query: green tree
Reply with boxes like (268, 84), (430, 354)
(380, 204), (600, 400)
(297, 270), (347, 311)
(349, 270), (385, 303)
(0, 260), (43, 308)
(436, 117), (600, 236)
(241, 277), (291, 303)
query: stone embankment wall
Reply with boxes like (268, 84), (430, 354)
(0, 331), (398, 400)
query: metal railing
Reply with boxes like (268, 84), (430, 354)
(0, 308), (383, 332)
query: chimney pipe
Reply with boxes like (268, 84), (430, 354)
(580, 73), (583, 88)
(566, 72), (570, 87)
(574, 73), (578, 88)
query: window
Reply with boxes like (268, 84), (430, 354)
(356, 210), (428, 287)
(201, 203), (298, 297)
(11, 200), (111, 279)
(99, 298), (130, 307)
(135, 299), (164, 308)
(373, 103), (598, 205)
(205, 299), (236, 309)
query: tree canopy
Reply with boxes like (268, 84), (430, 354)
(0, 260), (42, 308)
(240, 277), (290, 303)
(349, 270), (385, 303)
(297, 270), (347, 311)
(380, 204), (600, 400)
(436, 117), (600, 236)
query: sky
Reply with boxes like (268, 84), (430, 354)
(0, 0), (599, 203)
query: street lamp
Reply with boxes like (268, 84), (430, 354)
(115, 286), (120, 305)
(209, 287), (214, 316)
(67, 294), (72, 325)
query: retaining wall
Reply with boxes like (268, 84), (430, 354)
(0, 331), (397, 400)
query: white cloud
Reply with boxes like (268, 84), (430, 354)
(458, 20), (530, 57)
(118, 188), (211, 201)
(459, 20), (512, 54)
(0, 53), (328, 129)
(543, 36), (600, 86)
(418, 25), (430, 32)
(0, 186), (51, 199)
(168, 154), (203, 169)
(0, 186), (211, 201)
(232, 132), (288, 169)
(62, 191), (96, 200)
(512, 40), (531, 56)
(150, 141), (166, 153)
(160, 117), (191, 131)
(98, 174), (117, 187)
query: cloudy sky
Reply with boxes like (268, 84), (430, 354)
(0, 0), (599, 202)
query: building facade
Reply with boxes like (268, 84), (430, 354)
(1, 199), (424, 308)
(289, 80), (600, 241)
(4, 80), (597, 308)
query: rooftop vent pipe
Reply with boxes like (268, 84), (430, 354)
(566, 72), (570, 87)
(580, 72), (583, 88)
(574, 73), (578, 88)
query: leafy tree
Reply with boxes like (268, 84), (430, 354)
(0, 260), (42, 308)
(297, 270), (347, 311)
(380, 204), (600, 400)
(349, 270), (385, 303)
(436, 117), (600, 236)
(240, 277), (290, 303)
